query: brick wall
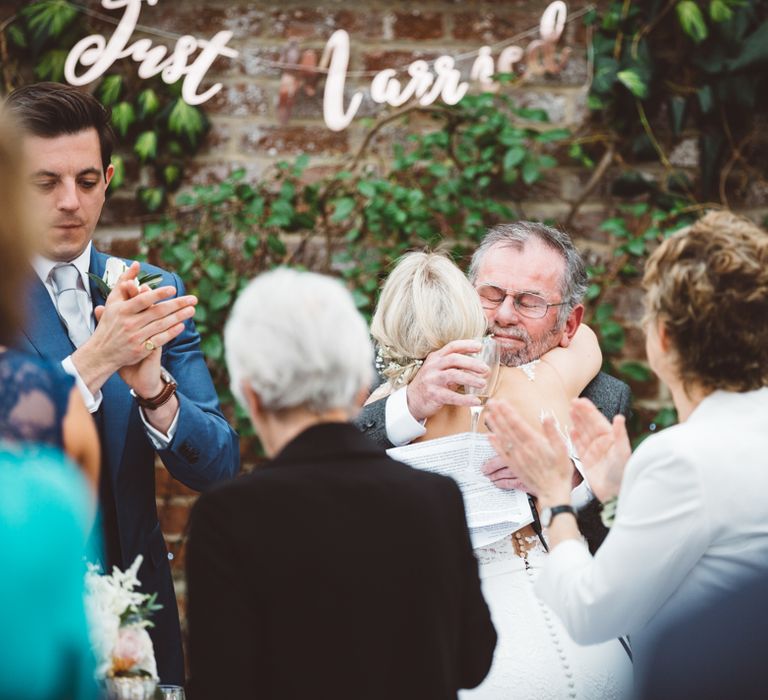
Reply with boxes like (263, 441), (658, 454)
(17, 0), (762, 659)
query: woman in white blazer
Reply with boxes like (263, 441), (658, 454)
(484, 210), (768, 665)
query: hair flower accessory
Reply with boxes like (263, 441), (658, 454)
(88, 257), (163, 297)
(375, 345), (424, 387)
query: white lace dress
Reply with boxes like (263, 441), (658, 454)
(460, 528), (633, 699)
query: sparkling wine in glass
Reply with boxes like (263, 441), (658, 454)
(466, 336), (501, 434)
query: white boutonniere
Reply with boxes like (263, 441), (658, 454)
(88, 257), (163, 297)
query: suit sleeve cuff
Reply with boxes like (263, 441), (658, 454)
(139, 405), (180, 449)
(385, 386), (427, 446)
(61, 355), (102, 413)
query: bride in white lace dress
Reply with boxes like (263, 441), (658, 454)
(462, 526), (631, 699)
(367, 252), (633, 698)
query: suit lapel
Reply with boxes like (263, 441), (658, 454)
(22, 276), (76, 361)
(89, 247), (108, 307)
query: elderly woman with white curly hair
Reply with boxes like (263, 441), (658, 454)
(185, 267), (496, 700)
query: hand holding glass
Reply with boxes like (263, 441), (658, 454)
(465, 336), (501, 433)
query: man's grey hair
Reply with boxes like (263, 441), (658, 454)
(468, 221), (589, 327)
(225, 268), (374, 414)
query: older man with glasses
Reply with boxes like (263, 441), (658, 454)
(357, 221), (631, 551)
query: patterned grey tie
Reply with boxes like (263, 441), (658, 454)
(50, 263), (92, 348)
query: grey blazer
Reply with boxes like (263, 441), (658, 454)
(354, 371), (632, 552)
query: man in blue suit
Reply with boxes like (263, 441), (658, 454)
(7, 82), (240, 684)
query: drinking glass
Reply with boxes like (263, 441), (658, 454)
(155, 686), (185, 700)
(465, 336), (501, 434)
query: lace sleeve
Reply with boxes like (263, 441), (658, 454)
(0, 350), (73, 448)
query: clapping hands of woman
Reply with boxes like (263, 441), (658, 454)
(569, 398), (632, 503)
(484, 399), (573, 509)
(484, 397), (633, 507)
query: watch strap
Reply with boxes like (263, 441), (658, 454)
(544, 504), (576, 526)
(131, 370), (177, 410)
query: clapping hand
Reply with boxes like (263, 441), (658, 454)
(484, 399), (573, 507)
(569, 398), (631, 503)
(83, 262), (196, 398)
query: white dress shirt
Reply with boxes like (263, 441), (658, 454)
(536, 387), (768, 661)
(32, 244), (178, 447)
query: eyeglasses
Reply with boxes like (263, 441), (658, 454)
(476, 283), (568, 319)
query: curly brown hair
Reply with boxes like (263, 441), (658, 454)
(643, 210), (768, 393)
(0, 113), (33, 345)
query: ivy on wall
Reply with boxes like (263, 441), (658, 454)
(1, 0), (209, 212)
(4, 1), (767, 442)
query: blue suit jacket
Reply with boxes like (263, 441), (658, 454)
(18, 247), (240, 683)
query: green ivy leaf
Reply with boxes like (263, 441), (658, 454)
(676, 1), (709, 43)
(709, 0), (733, 22)
(599, 217), (630, 238)
(138, 186), (165, 212)
(594, 303), (614, 324)
(33, 49), (67, 81)
(331, 197), (356, 223)
(137, 88), (161, 119)
(267, 234), (286, 255)
(134, 131), (158, 162)
(534, 128), (571, 143)
(626, 238), (646, 256)
(521, 159), (541, 185)
(620, 361), (652, 382)
(111, 102), (136, 138)
(622, 202), (650, 216)
(98, 75), (123, 108)
(592, 56), (619, 94)
(209, 290), (231, 311)
(21, 0), (78, 45)
(108, 154), (125, 191)
(168, 98), (206, 146)
(503, 146), (526, 171)
(7, 24), (28, 48)
(357, 181), (376, 198)
(697, 85), (713, 114)
(599, 320), (625, 354)
(201, 333), (223, 361)
(617, 70), (649, 99)
(162, 164), (182, 189)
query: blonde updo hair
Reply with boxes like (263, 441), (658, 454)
(643, 210), (768, 393)
(371, 252), (487, 387)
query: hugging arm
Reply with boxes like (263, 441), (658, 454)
(541, 324), (602, 398)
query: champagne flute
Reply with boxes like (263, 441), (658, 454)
(465, 335), (501, 434)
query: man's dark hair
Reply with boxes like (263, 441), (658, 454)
(468, 221), (589, 327)
(5, 82), (114, 176)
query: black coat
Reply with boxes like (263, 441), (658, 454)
(186, 422), (496, 700)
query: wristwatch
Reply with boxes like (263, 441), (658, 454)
(130, 367), (178, 410)
(540, 504), (576, 528)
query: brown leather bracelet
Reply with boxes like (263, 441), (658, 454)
(131, 368), (178, 410)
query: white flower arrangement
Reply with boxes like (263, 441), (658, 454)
(84, 555), (161, 681)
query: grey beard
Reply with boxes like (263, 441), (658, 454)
(495, 326), (562, 367)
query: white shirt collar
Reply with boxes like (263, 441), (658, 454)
(32, 241), (93, 296)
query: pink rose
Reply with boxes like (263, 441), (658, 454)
(111, 626), (155, 676)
